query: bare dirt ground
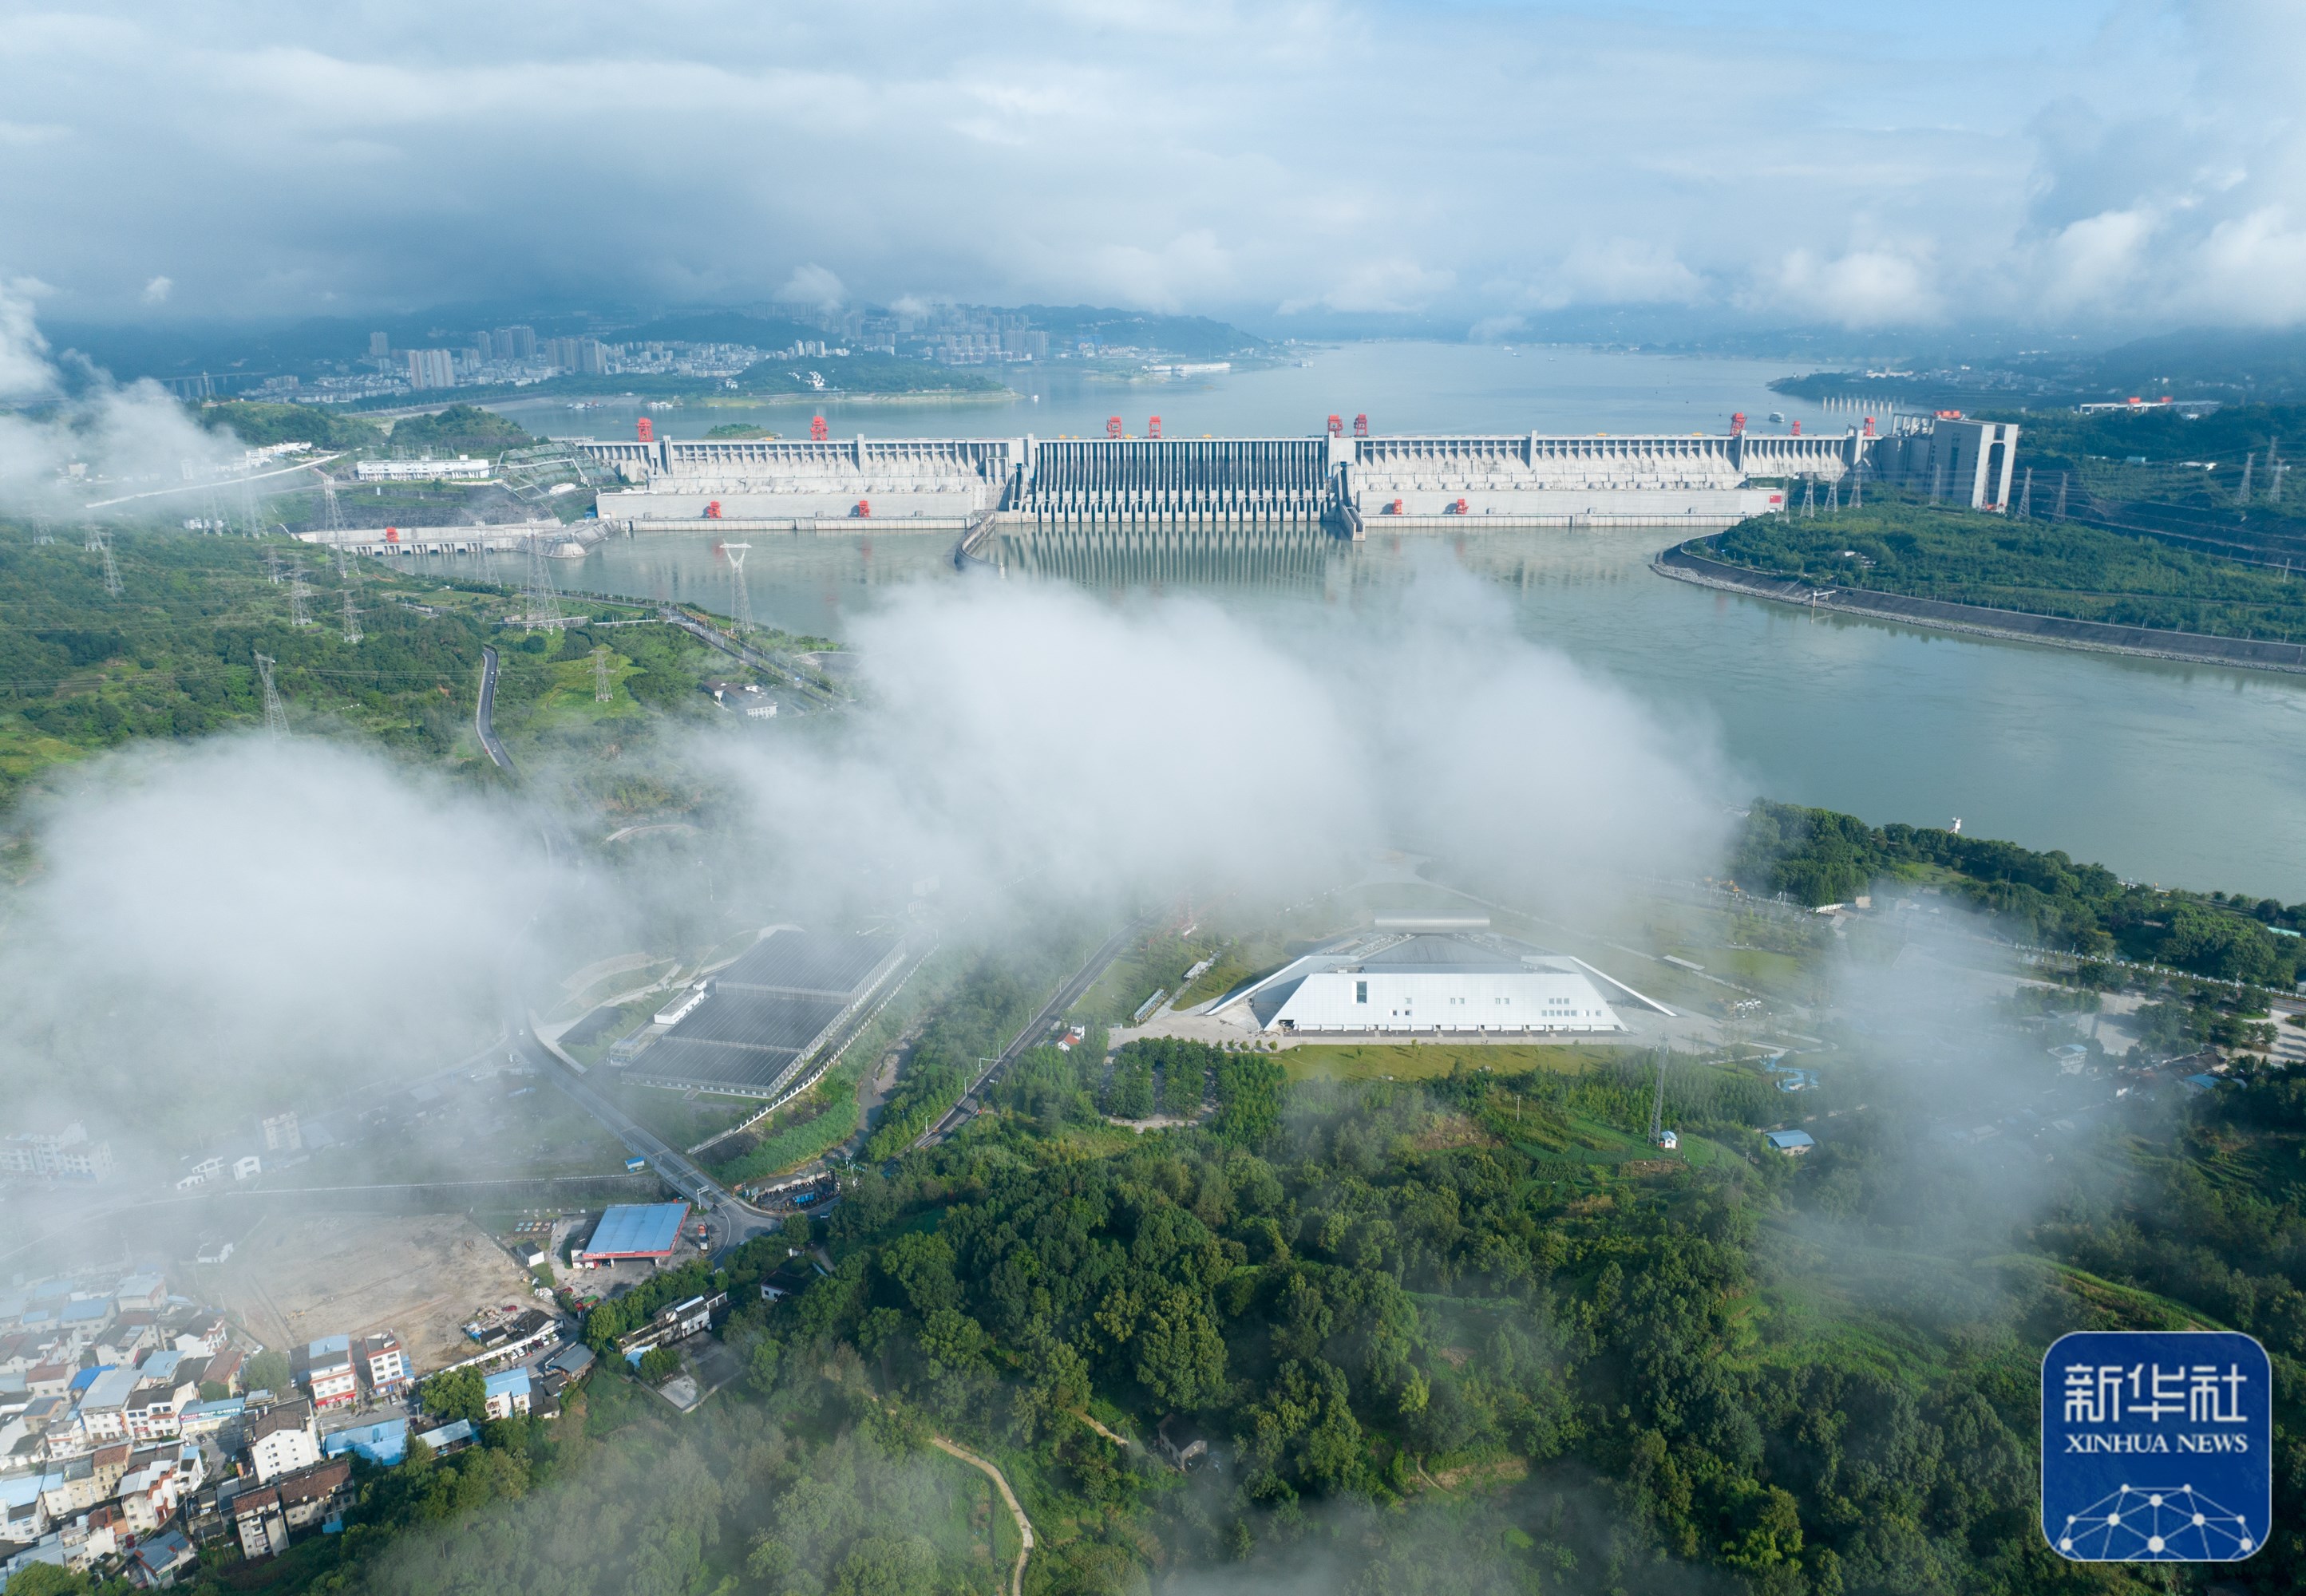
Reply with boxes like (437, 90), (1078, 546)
(200, 1211), (535, 1375)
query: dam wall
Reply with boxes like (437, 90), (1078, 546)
(582, 429), (1878, 535)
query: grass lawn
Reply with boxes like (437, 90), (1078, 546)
(1283, 1041), (1625, 1083)
(605, 1080), (757, 1150)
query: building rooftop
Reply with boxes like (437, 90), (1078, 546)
(583, 1203), (690, 1258)
(306, 1334), (351, 1362)
(322, 1419), (408, 1465)
(247, 1399), (314, 1442)
(1765, 1129), (1817, 1151)
(413, 1418), (474, 1452)
(482, 1367), (531, 1400)
(77, 1365), (141, 1412)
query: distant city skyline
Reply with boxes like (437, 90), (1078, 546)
(2, 2), (2301, 334)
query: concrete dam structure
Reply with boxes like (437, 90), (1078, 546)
(579, 422), (1951, 539)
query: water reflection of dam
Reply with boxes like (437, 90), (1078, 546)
(990, 520), (1348, 587)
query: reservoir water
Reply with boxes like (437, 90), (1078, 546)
(480, 344), (2306, 899)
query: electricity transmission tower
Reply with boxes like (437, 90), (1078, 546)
(520, 533), (563, 630)
(1799, 477), (1816, 518)
(1647, 1053), (1668, 1147)
(1848, 461), (1863, 509)
(288, 559), (313, 627)
(723, 542), (754, 632)
(2018, 467), (2032, 519)
(340, 584), (362, 645)
(32, 518), (54, 546)
(1825, 477), (1840, 513)
(592, 644), (613, 701)
(1929, 460), (1946, 504)
(87, 526), (123, 597)
(266, 547), (283, 584)
(2054, 472), (2069, 520)
(322, 479), (351, 577)
(254, 652), (289, 739)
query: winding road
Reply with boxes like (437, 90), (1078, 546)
(477, 645), (515, 773)
(929, 1436), (1034, 1596)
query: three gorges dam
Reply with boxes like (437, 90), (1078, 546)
(576, 413), (2012, 555)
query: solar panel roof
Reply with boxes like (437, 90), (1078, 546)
(717, 930), (900, 998)
(670, 993), (847, 1050)
(584, 1203), (689, 1258)
(623, 1038), (801, 1095)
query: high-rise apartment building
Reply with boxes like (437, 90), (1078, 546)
(405, 350), (457, 389)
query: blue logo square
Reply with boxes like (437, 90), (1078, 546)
(2041, 1330), (2271, 1561)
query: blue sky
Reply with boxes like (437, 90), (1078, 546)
(0, 1), (2298, 332)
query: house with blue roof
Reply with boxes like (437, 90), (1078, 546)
(322, 1418), (409, 1466)
(413, 1418), (475, 1456)
(481, 1368), (531, 1421)
(1765, 1128), (1816, 1155)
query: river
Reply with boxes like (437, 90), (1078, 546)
(472, 343), (2306, 900)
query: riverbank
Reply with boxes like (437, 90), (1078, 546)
(1653, 542), (2306, 676)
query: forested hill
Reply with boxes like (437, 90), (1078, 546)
(239, 1028), (2306, 1595)
(1704, 501), (2306, 644)
(1731, 798), (2303, 988)
(0, 524), (764, 813)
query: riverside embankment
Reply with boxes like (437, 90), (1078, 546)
(1652, 542), (2306, 677)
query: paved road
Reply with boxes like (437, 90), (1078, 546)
(477, 646), (515, 773)
(660, 610), (840, 709)
(918, 914), (1156, 1148)
(520, 1034), (779, 1243)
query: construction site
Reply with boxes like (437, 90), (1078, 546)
(196, 1211), (540, 1373)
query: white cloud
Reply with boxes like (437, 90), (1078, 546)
(140, 274), (172, 303)
(1516, 238), (1710, 312)
(1282, 258), (1456, 316)
(0, 279), (57, 398)
(775, 263), (847, 314)
(1762, 247), (1944, 328)
(0, 287), (241, 511)
(0, 2), (2300, 330)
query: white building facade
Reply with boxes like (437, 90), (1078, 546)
(1220, 930), (1637, 1037)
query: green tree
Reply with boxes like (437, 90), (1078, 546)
(637, 1345), (682, 1385)
(243, 1348), (291, 1395)
(417, 1366), (487, 1423)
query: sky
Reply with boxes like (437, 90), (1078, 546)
(1, 1), (2302, 332)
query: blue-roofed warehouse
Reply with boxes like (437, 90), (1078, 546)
(578, 1203), (690, 1264)
(1766, 1129), (1816, 1155)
